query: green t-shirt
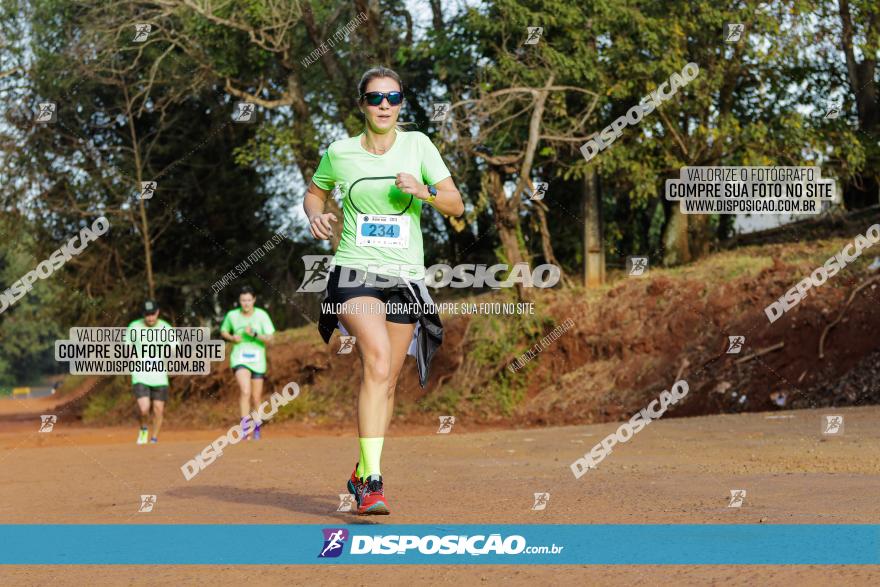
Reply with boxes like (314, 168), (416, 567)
(311, 130), (452, 280)
(220, 307), (275, 373)
(127, 318), (173, 387)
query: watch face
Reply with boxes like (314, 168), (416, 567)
(428, 186), (438, 196)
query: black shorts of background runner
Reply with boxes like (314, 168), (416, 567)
(233, 365), (265, 379)
(326, 265), (418, 325)
(132, 383), (169, 402)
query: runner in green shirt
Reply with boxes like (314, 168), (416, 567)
(127, 299), (172, 444)
(220, 285), (275, 440)
(303, 66), (463, 515)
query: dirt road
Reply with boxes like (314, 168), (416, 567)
(1, 405), (879, 585)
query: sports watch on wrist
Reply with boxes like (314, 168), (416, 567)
(425, 184), (438, 204)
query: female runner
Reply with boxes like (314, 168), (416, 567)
(303, 66), (463, 514)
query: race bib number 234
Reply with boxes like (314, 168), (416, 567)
(355, 214), (410, 249)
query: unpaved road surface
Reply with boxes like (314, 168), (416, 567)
(1, 405), (879, 585)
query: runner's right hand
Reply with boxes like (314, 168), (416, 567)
(309, 213), (337, 240)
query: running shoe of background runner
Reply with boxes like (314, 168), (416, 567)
(357, 474), (389, 515)
(150, 437), (158, 443)
(241, 416), (253, 441)
(253, 422), (261, 440)
(136, 427), (149, 445)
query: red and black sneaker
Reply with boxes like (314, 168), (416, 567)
(347, 463), (364, 508)
(357, 474), (390, 515)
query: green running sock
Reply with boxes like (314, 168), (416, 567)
(359, 437), (384, 478)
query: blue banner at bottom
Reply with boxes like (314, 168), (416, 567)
(1, 524), (877, 564)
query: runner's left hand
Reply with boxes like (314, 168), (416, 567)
(395, 173), (427, 200)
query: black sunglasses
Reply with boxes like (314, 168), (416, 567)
(361, 91), (403, 106)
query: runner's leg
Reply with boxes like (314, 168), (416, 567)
(383, 321), (416, 434)
(135, 394), (150, 443)
(136, 396), (150, 429)
(337, 296), (391, 475)
(251, 377), (264, 413)
(151, 400), (164, 439)
(235, 367), (254, 437)
(251, 376), (264, 438)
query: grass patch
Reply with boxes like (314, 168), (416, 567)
(81, 378), (129, 425)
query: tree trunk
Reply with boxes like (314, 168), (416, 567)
(838, 0), (880, 209)
(535, 201), (573, 288)
(688, 213), (712, 259)
(582, 166), (605, 287)
(125, 86), (155, 299)
(486, 167), (531, 300)
(662, 203), (690, 266)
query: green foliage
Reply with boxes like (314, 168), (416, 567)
(2, 0), (878, 396)
(0, 215), (63, 386)
(81, 377), (130, 424)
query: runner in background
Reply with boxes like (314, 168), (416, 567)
(127, 300), (173, 444)
(220, 286), (276, 440)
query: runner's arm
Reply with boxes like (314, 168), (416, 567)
(395, 173), (463, 217)
(304, 181), (337, 240)
(417, 176), (464, 217)
(220, 330), (242, 343)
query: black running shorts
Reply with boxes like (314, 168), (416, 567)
(132, 383), (169, 402)
(326, 265), (418, 325)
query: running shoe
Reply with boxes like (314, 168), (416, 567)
(347, 463), (364, 507)
(241, 417), (252, 441)
(253, 422), (261, 440)
(136, 427), (149, 445)
(149, 437), (158, 444)
(357, 474), (390, 515)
